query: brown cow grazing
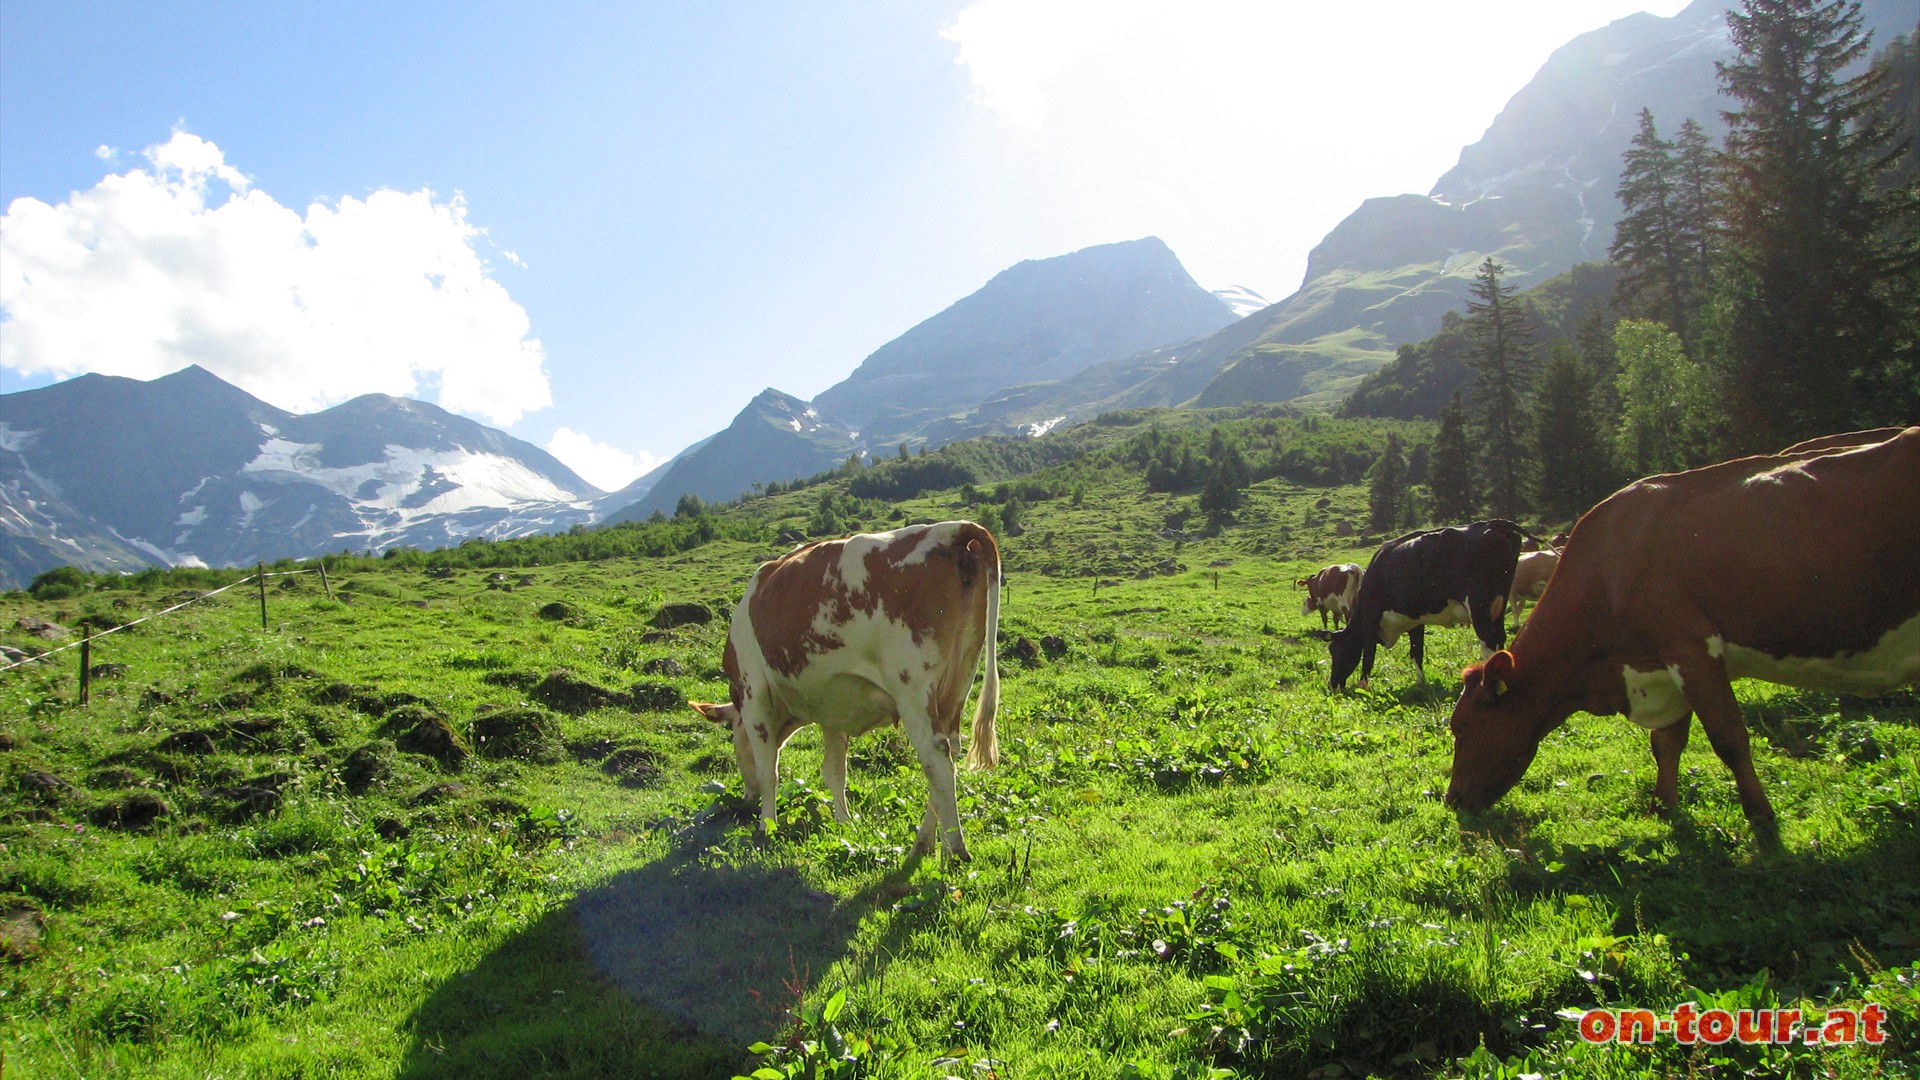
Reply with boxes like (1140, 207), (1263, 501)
(1447, 428), (1920, 836)
(690, 521), (1001, 859)
(1298, 563), (1362, 631)
(1507, 550), (1559, 624)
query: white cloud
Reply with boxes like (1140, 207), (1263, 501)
(942, 0), (1151, 131)
(544, 426), (658, 492)
(0, 130), (551, 426)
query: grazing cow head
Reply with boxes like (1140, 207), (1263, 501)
(1326, 624), (1363, 689)
(1444, 650), (1543, 812)
(689, 699), (757, 797)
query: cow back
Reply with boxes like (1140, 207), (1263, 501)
(1542, 429), (1920, 662)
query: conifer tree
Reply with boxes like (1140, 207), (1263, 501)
(1716, 0), (1920, 450)
(1672, 118), (1719, 295)
(1199, 428), (1250, 525)
(1428, 394), (1476, 524)
(1612, 111), (1698, 350)
(1464, 258), (1538, 519)
(1368, 432), (1408, 533)
(1533, 343), (1614, 522)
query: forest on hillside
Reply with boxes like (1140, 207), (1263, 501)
(1342, 0), (1918, 526)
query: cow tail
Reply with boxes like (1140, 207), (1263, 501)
(967, 530), (1002, 771)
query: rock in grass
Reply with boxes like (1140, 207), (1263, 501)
(602, 745), (664, 787)
(342, 740), (398, 794)
(18, 770), (77, 805)
(537, 601), (582, 622)
(470, 705), (563, 763)
(381, 706), (469, 769)
(409, 780), (467, 806)
(15, 617), (72, 640)
(154, 729), (217, 756)
(90, 791), (169, 830)
(650, 602), (713, 629)
(640, 656), (685, 677)
(85, 767), (143, 790)
(626, 680), (682, 713)
(479, 670), (540, 690)
(529, 670), (624, 715)
(0, 895), (47, 962)
(202, 784), (282, 822)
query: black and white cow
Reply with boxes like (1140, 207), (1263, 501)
(1326, 520), (1525, 690)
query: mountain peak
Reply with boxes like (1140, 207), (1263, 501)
(809, 237), (1234, 440)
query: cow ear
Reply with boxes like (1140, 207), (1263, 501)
(689, 701), (734, 725)
(1484, 650), (1515, 697)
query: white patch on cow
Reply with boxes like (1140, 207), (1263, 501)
(829, 522), (960, 594)
(834, 532), (885, 594)
(1706, 633), (1726, 660)
(1378, 599), (1471, 646)
(1622, 664), (1691, 730)
(895, 522), (957, 568)
(1722, 612), (1920, 694)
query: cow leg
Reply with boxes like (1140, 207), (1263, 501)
(904, 716), (968, 861)
(1407, 625), (1426, 686)
(1680, 664), (1778, 833)
(821, 728), (852, 822)
(1648, 719), (1691, 816)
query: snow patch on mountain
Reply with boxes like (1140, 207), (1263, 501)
(1211, 285), (1272, 319)
(242, 439), (585, 517)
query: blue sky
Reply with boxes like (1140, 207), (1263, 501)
(2, 1), (1689, 490)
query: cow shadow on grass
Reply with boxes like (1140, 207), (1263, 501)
(1462, 799), (1920, 998)
(398, 816), (915, 1079)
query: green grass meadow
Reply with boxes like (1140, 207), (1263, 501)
(2, 467), (1916, 1078)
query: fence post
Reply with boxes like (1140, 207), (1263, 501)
(79, 636), (92, 705)
(318, 559), (335, 601)
(257, 563), (269, 629)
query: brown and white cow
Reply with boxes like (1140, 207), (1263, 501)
(1297, 563), (1362, 631)
(690, 521), (1001, 859)
(1506, 550), (1559, 624)
(1447, 428), (1920, 835)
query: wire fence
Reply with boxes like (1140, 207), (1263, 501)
(0, 564), (332, 693)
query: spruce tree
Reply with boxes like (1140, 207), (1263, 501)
(1612, 111), (1696, 349)
(1464, 257), (1538, 519)
(1428, 394), (1476, 524)
(1533, 343), (1613, 522)
(1716, 0), (1920, 450)
(1198, 428), (1250, 525)
(1368, 432), (1408, 533)
(1672, 118), (1719, 298)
